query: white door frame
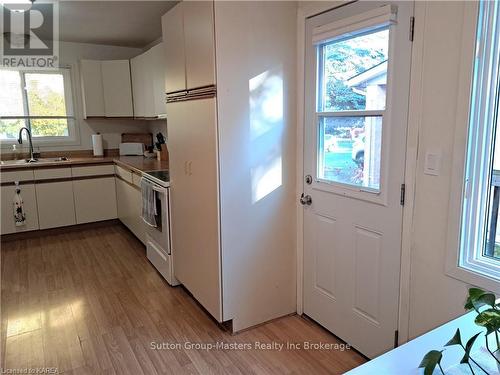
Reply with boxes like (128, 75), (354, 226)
(295, 0), (421, 345)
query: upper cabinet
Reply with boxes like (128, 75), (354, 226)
(80, 59), (134, 118)
(161, 1), (215, 93)
(162, 3), (186, 93)
(183, 1), (216, 89)
(130, 52), (149, 118)
(150, 43), (167, 117)
(101, 60), (134, 117)
(80, 60), (105, 117)
(130, 43), (166, 118)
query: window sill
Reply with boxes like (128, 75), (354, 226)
(445, 263), (500, 295)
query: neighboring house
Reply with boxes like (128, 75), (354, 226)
(346, 60), (387, 189)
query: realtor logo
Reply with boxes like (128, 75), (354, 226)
(1, 1), (59, 69)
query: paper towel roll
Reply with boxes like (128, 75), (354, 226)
(92, 134), (103, 156)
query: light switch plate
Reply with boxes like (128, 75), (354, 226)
(424, 151), (441, 176)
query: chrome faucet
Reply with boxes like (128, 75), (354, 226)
(18, 127), (37, 163)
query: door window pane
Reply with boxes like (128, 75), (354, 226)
(25, 73), (68, 117)
(485, 112), (500, 260)
(318, 28), (389, 112)
(318, 116), (382, 190)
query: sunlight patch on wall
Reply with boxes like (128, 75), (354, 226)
(251, 156), (283, 204)
(249, 67), (284, 204)
(249, 69), (284, 140)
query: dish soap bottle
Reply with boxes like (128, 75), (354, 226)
(12, 144), (18, 160)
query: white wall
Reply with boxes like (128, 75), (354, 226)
(215, 1), (297, 331)
(28, 41), (158, 153)
(406, 1), (478, 339)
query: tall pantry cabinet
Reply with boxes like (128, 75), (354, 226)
(162, 1), (297, 332)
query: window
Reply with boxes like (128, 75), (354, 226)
(459, 0), (500, 281)
(0, 68), (75, 142)
(316, 27), (389, 191)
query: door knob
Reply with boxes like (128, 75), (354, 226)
(300, 193), (312, 206)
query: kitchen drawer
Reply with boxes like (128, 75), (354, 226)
(132, 172), (142, 188)
(115, 165), (133, 184)
(72, 164), (114, 178)
(1, 169), (34, 183)
(34, 167), (72, 181)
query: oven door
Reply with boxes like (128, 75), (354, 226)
(144, 184), (170, 253)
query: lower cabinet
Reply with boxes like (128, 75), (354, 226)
(0, 163), (143, 237)
(1, 184), (39, 234)
(73, 177), (118, 224)
(116, 177), (145, 244)
(35, 181), (76, 230)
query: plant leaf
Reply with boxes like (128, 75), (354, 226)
(419, 350), (443, 375)
(445, 328), (463, 347)
(475, 308), (500, 334)
(465, 287), (495, 311)
(465, 287), (486, 310)
(472, 293), (496, 310)
(460, 332), (481, 364)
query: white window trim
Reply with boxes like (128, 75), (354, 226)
(0, 66), (80, 148)
(445, 0), (500, 294)
(312, 22), (394, 206)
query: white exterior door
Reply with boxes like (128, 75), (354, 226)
(303, 1), (413, 358)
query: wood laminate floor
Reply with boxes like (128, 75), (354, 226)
(1, 223), (365, 374)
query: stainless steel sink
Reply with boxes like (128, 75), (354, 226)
(0, 157), (70, 166)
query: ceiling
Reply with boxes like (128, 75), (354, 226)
(56, 1), (178, 48)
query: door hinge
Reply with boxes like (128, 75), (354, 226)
(394, 330), (399, 348)
(400, 184), (406, 206)
(409, 16), (415, 42)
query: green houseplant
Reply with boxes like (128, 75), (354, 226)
(419, 288), (500, 375)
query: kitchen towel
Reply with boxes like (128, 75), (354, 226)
(141, 178), (157, 227)
(92, 134), (104, 156)
(13, 182), (26, 227)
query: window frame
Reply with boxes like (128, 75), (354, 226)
(445, 0), (500, 293)
(312, 22), (394, 205)
(0, 67), (78, 146)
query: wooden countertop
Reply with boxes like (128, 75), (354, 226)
(113, 156), (168, 174)
(0, 156), (167, 174)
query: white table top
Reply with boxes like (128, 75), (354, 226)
(345, 308), (497, 374)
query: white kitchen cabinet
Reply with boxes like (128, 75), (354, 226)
(161, 2), (215, 92)
(115, 176), (145, 244)
(162, 3), (186, 93)
(1, 184), (39, 235)
(36, 181), (76, 229)
(80, 59), (133, 118)
(131, 53), (148, 118)
(80, 60), (105, 117)
(73, 177), (117, 224)
(131, 43), (166, 118)
(183, 1), (216, 89)
(150, 43), (167, 117)
(101, 60), (134, 117)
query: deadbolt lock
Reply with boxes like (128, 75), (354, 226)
(305, 175), (312, 185)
